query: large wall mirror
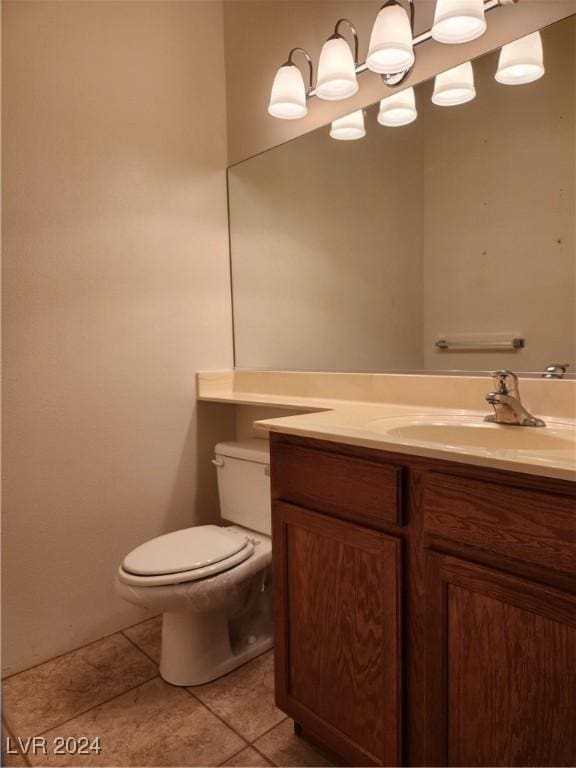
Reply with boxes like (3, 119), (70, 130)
(228, 17), (575, 375)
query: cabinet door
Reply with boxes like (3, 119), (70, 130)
(425, 554), (576, 767)
(273, 500), (402, 767)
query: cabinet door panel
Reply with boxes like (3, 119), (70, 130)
(273, 501), (402, 767)
(426, 555), (576, 767)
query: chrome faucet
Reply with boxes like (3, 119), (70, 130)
(485, 370), (546, 427)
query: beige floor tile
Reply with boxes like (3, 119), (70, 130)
(253, 720), (332, 768)
(123, 616), (162, 664)
(219, 746), (273, 767)
(28, 678), (246, 767)
(190, 651), (285, 742)
(2, 634), (158, 738)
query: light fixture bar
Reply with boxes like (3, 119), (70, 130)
(307, 0), (512, 97)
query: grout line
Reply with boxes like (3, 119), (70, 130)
(250, 715), (289, 744)
(120, 630), (160, 668)
(183, 676), (287, 765)
(33, 674), (160, 738)
(218, 742), (274, 768)
(183, 688), (250, 740)
(182, 688), (251, 748)
(216, 744), (250, 767)
(117, 614), (162, 634)
(252, 717), (334, 768)
(1, 617), (161, 682)
(249, 743), (276, 767)
(181, 650), (286, 763)
(182, 647), (273, 724)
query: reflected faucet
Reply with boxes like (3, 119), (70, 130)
(543, 363), (570, 379)
(485, 370), (546, 428)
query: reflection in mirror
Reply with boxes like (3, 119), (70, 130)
(228, 17), (575, 375)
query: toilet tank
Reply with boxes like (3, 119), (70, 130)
(214, 440), (271, 535)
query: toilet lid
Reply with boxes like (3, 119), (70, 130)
(122, 525), (250, 576)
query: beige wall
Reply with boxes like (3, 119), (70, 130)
(223, 0), (576, 164)
(422, 18), (576, 371)
(2, 0), (235, 676)
(229, 113), (424, 371)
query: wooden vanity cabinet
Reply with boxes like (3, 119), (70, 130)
(422, 471), (576, 767)
(270, 432), (576, 768)
(425, 555), (576, 767)
(271, 435), (412, 766)
(273, 502), (402, 766)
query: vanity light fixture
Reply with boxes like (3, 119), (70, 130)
(432, 61), (476, 106)
(377, 87), (418, 126)
(431, 0), (487, 44)
(495, 31), (545, 85)
(268, 48), (313, 119)
(316, 19), (359, 101)
(330, 109), (366, 140)
(366, 1), (415, 85)
(268, 0), (519, 120)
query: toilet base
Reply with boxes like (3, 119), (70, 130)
(159, 609), (273, 687)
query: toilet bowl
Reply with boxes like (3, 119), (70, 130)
(116, 440), (273, 687)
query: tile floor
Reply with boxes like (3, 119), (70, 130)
(1, 617), (332, 768)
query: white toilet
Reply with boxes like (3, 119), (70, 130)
(116, 439), (273, 686)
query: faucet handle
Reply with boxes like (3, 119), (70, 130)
(492, 369), (519, 396)
(543, 363), (570, 379)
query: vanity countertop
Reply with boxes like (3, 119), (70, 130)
(255, 403), (576, 482)
(197, 371), (576, 481)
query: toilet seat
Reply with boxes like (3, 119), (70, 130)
(118, 525), (255, 587)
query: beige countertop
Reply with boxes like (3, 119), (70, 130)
(255, 403), (576, 482)
(197, 371), (576, 482)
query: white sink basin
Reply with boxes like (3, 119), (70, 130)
(367, 414), (576, 455)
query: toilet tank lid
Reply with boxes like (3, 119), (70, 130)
(215, 439), (270, 464)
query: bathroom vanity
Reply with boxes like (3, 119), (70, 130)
(269, 432), (576, 767)
(215, 14), (576, 762)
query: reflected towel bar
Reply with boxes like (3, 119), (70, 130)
(435, 338), (525, 351)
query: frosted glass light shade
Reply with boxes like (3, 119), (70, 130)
(495, 32), (545, 85)
(377, 87), (417, 126)
(330, 110), (365, 140)
(316, 36), (359, 101)
(432, 61), (476, 106)
(366, 4), (415, 75)
(432, 0), (487, 44)
(268, 64), (307, 119)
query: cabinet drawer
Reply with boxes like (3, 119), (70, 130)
(272, 442), (402, 527)
(423, 472), (576, 574)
